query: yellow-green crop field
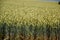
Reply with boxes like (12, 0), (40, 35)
(0, 0), (60, 40)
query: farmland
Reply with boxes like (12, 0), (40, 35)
(0, 0), (60, 40)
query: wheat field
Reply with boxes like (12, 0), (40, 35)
(0, 0), (60, 40)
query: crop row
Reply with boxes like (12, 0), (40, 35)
(0, 22), (60, 40)
(0, 3), (60, 26)
(0, 2), (60, 40)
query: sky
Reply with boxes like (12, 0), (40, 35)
(39, 0), (60, 2)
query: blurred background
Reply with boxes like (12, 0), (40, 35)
(39, 0), (60, 2)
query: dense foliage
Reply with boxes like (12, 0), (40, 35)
(0, 1), (60, 40)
